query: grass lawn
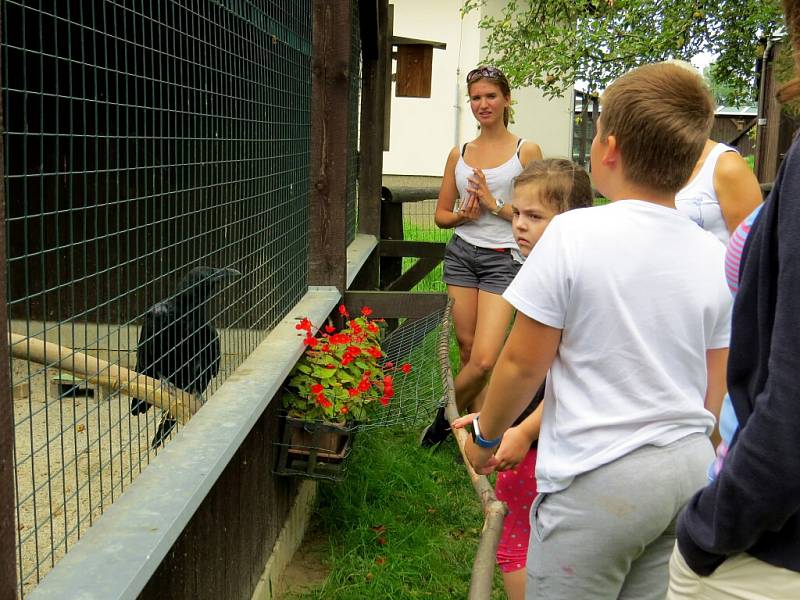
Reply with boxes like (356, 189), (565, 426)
(283, 427), (505, 599)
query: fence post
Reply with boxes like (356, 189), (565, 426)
(0, 8), (18, 594)
(309, 0), (353, 293)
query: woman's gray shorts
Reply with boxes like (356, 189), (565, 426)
(443, 234), (521, 294)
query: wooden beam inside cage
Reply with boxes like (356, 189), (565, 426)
(8, 333), (200, 424)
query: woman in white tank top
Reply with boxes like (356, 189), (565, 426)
(420, 66), (542, 449)
(675, 140), (762, 244)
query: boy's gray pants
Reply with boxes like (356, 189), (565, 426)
(526, 433), (713, 600)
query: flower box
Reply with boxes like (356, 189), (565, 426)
(274, 304), (413, 481)
(274, 416), (354, 481)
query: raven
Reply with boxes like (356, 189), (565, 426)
(131, 266), (241, 449)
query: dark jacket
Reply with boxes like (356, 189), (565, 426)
(676, 137), (800, 576)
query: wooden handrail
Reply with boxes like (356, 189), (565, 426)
(436, 301), (507, 599)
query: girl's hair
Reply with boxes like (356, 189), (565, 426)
(778, 0), (800, 103)
(466, 65), (512, 127)
(513, 159), (594, 213)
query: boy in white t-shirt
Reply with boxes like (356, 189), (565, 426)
(463, 63), (732, 599)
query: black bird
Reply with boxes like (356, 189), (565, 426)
(131, 266), (241, 449)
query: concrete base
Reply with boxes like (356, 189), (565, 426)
(251, 480), (318, 600)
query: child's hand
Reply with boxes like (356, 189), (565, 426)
(494, 426), (533, 471)
(467, 168), (494, 211)
(451, 412), (478, 430)
(465, 436), (500, 475)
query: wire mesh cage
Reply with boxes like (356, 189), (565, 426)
(2, 0), (314, 594)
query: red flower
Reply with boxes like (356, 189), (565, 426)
(303, 336), (318, 347)
(311, 383), (324, 394)
(367, 323), (379, 333)
(379, 396), (390, 406)
(321, 344), (330, 352)
(339, 304), (350, 317)
(295, 317), (312, 332)
(340, 406), (349, 414)
(341, 355), (353, 366)
(367, 346), (382, 359)
(383, 386), (395, 399)
(383, 375), (393, 386)
(361, 306), (373, 316)
(401, 363), (412, 374)
(384, 361), (394, 369)
(316, 393), (332, 408)
(326, 364), (335, 369)
(329, 333), (350, 345)
(358, 380), (371, 392)
(346, 345), (361, 357)
(348, 388), (359, 397)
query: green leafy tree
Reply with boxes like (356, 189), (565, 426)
(462, 0), (784, 104)
(703, 63), (756, 106)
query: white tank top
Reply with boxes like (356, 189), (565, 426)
(453, 139), (524, 248)
(675, 143), (736, 245)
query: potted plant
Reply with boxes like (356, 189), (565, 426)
(275, 304), (411, 480)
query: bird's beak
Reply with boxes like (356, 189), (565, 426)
(213, 268), (242, 282)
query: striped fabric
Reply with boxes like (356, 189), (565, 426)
(725, 205), (763, 295)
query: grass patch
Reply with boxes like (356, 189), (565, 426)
(284, 427), (504, 599)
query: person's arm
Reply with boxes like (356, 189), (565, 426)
(714, 152), (763, 234)
(677, 147), (800, 576)
(704, 347), (728, 448)
(518, 140), (543, 166)
(435, 147), (478, 229)
(493, 403), (543, 471)
(464, 314), (560, 474)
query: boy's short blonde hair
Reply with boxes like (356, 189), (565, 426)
(599, 63), (715, 194)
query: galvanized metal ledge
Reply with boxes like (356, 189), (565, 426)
(28, 286), (341, 600)
(346, 233), (378, 288)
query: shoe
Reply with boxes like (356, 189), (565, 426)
(420, 406), (451, 448)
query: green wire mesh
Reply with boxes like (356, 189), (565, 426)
(3, 0), (313, 594)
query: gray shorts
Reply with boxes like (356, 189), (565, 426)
(527, 433), (713, 600)
(442, 234), (521, 294)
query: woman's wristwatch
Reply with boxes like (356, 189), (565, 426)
(491, 197), (505, 215)
(471, 415), (503, 449)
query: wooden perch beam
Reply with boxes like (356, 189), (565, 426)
(8, 333), (200, 424)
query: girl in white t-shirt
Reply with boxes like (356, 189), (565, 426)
(420, 66), (542, 446)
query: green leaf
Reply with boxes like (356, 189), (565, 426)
(313, 367), (337, 379)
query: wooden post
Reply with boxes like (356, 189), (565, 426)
(0, 8), (16, 593)
(357, 0), (387, 239)
(383, 4), (394, 151)
(352, 0), (388, 293)
(309, 0), (353, 292)
(379, 186), (404, 293)
(756, 41), (780, 183)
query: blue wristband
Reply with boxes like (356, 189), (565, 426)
(471, 415), (503, 449)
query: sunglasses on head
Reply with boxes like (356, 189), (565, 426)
(466, 66), (505, 83)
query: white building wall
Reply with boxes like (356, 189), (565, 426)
(383, 0), (574, 177)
